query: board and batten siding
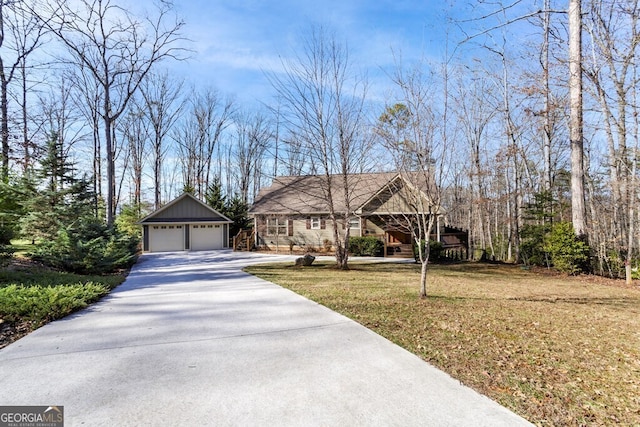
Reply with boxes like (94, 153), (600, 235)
(151, 196), (228, 221)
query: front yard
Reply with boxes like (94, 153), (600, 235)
(245, 261), (640, 426)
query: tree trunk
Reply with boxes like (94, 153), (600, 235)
(0, 73), (8, 181)
(543, 0), (552, 192)
(569, 0), (587, 238)
(104, 112), (115, 227)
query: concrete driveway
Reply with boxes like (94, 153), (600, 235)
(0, 251), (532, 426)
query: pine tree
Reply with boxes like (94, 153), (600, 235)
(205, 177), (226, 213)
(19, 132), (95, 242)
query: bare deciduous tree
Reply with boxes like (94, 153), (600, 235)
(232, 110), (272, 205)
(455, 70), (498, 260)
(37, 0), (186, 225)
(377, 59), (455, 297)
(139, 71), (185, 209)
(173, 88), (234, 198)
(268, 26), (370, 269)
(120, 105), (149, 210)
(0, 0), (45, 180)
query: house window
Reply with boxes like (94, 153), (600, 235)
(310, 217), (321, 229)
(349, 218), (360, 229)
(266, 218), (287, 236)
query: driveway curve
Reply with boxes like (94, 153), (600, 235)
(0, 251), (532, 426)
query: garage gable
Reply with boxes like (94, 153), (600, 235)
(141, 193), (232, 223)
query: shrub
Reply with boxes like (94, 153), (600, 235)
(0, 244), (14, 266)
(520, 223), (551, 266)
(544, 222), (590, 275)
(0, 282), (110, 325)
(413, 240), (443, 262)
(349, 236), (384, 257)
(0, 224), (14, 245)
(30, 219), (139, 274)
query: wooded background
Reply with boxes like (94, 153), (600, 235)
(1, 0), (638, 278)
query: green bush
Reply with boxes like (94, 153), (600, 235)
(0, 244), (14, 266)
(30, 219), (139, 274)
(349, 236), (384, 257)
(0, 282), (110, 324)
(413, 240), (443, 262)
(520, 224), (551, 266)
(0, 224), (14, 245)
(543, 222), (590, 275)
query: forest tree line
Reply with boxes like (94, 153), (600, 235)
(0, 0), (638, 278)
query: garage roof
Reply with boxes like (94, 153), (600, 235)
(139, 193), (233, 224)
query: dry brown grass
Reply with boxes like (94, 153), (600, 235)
(245, 261), (640, 426)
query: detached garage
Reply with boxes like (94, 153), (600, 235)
(140, 193), (233, 252)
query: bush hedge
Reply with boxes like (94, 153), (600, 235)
(544, 222), (590, 274)
(349, 236), (384, 257)
(30, 220), (139, 274)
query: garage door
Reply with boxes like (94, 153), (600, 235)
(190, 224), (224, 250)
(149, 225), (184, 252)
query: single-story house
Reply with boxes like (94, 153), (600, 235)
(246, 172), (466, 257)
(139, 193), (233, 252)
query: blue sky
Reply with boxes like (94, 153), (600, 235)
(163, 1), (536, 108)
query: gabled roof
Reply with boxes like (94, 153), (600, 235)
(249, 172), (441, 215)
(139, 193), (232, 224)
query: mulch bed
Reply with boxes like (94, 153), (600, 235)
(0, 319), (34, 350)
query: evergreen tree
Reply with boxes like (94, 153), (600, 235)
(19, 132), (94, 242)
(0, 175), (33, 244)
(205, 178), (226, 213)
(225, 194), (250, 238)
(18, 132), (138, 273)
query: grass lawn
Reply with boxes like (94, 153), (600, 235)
(0, 263), (126, 348)
(245, 261), (640, 426)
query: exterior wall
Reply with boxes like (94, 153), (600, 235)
(255, 214), (366, 253)
(253, 213), (452, 254)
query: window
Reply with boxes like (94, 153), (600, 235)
(266, 218), (288, 236)
(214, 225), (220, 228)
(310, 217), (321, 229)
(349, 218), (360, 229)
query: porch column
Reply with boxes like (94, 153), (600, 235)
(436, 215), (441, 242)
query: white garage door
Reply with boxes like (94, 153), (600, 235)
(190, 224), (224, 250)
(149, 225), (184, 252)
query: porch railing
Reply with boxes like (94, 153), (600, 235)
(233, 228), (254, 251)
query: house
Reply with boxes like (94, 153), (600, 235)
(246, 172), (466, 257)
(140, 193), (233, 252)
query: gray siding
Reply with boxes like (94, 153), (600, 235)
(154, 197), (226, 220)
